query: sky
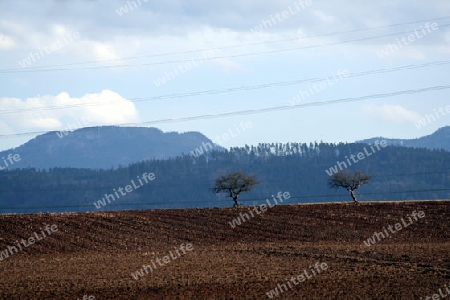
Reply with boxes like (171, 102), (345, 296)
(0, 0), (449, 151)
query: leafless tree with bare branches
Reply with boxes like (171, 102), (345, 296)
(212, 171), (259, 207)
(328, 170), (372, 203)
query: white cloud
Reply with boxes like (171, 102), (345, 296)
(362, 103), (422, 123)
(51, 24), (69, 36)
(213, 58), (247, 73)
(401, 48), (426, 60)
(29, 118), (62, 129)
(83, 90), (139, 123)
(0, 33), (16, 49)
(314, 10), (335, 22)
(0, 90), (140, 133)
(92, 42), (120, 61)
(437, 32), (450, 54)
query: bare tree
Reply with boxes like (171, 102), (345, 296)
(328, 170), (372, 203)
(212, 171), (259, 207)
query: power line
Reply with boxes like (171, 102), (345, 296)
(2, 59), (449, 115)
(0, 188), (448, 211)
(0, 177), (447, 193)
(4, 16), (450, 73)
(1, 84), (449, 139)
(2, 16), (449, 73)
(3, 23), (450, 74)
(118, 85), (450, 125)
(0, 169), (448, 192)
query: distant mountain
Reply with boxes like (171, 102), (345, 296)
(358, 126), (450, 152)
(0, 126), (222, 170)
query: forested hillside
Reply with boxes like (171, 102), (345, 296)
(1, 141), (448, 214)
(359, 126), (450, 151)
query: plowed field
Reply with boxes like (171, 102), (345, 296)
(0, 201), (449, 299)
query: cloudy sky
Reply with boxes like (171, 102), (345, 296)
(0, 0), (449, 151)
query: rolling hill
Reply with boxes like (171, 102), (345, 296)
(358, 126), (450, 151)
(0, 126), (221, 169)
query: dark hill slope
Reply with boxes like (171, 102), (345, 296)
(0, 126), (219, 169)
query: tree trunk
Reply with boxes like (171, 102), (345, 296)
(350, 190), (358, 203)
(233, 195), (241, 207)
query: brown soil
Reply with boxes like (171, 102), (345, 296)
(0, 201), (449, 299)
